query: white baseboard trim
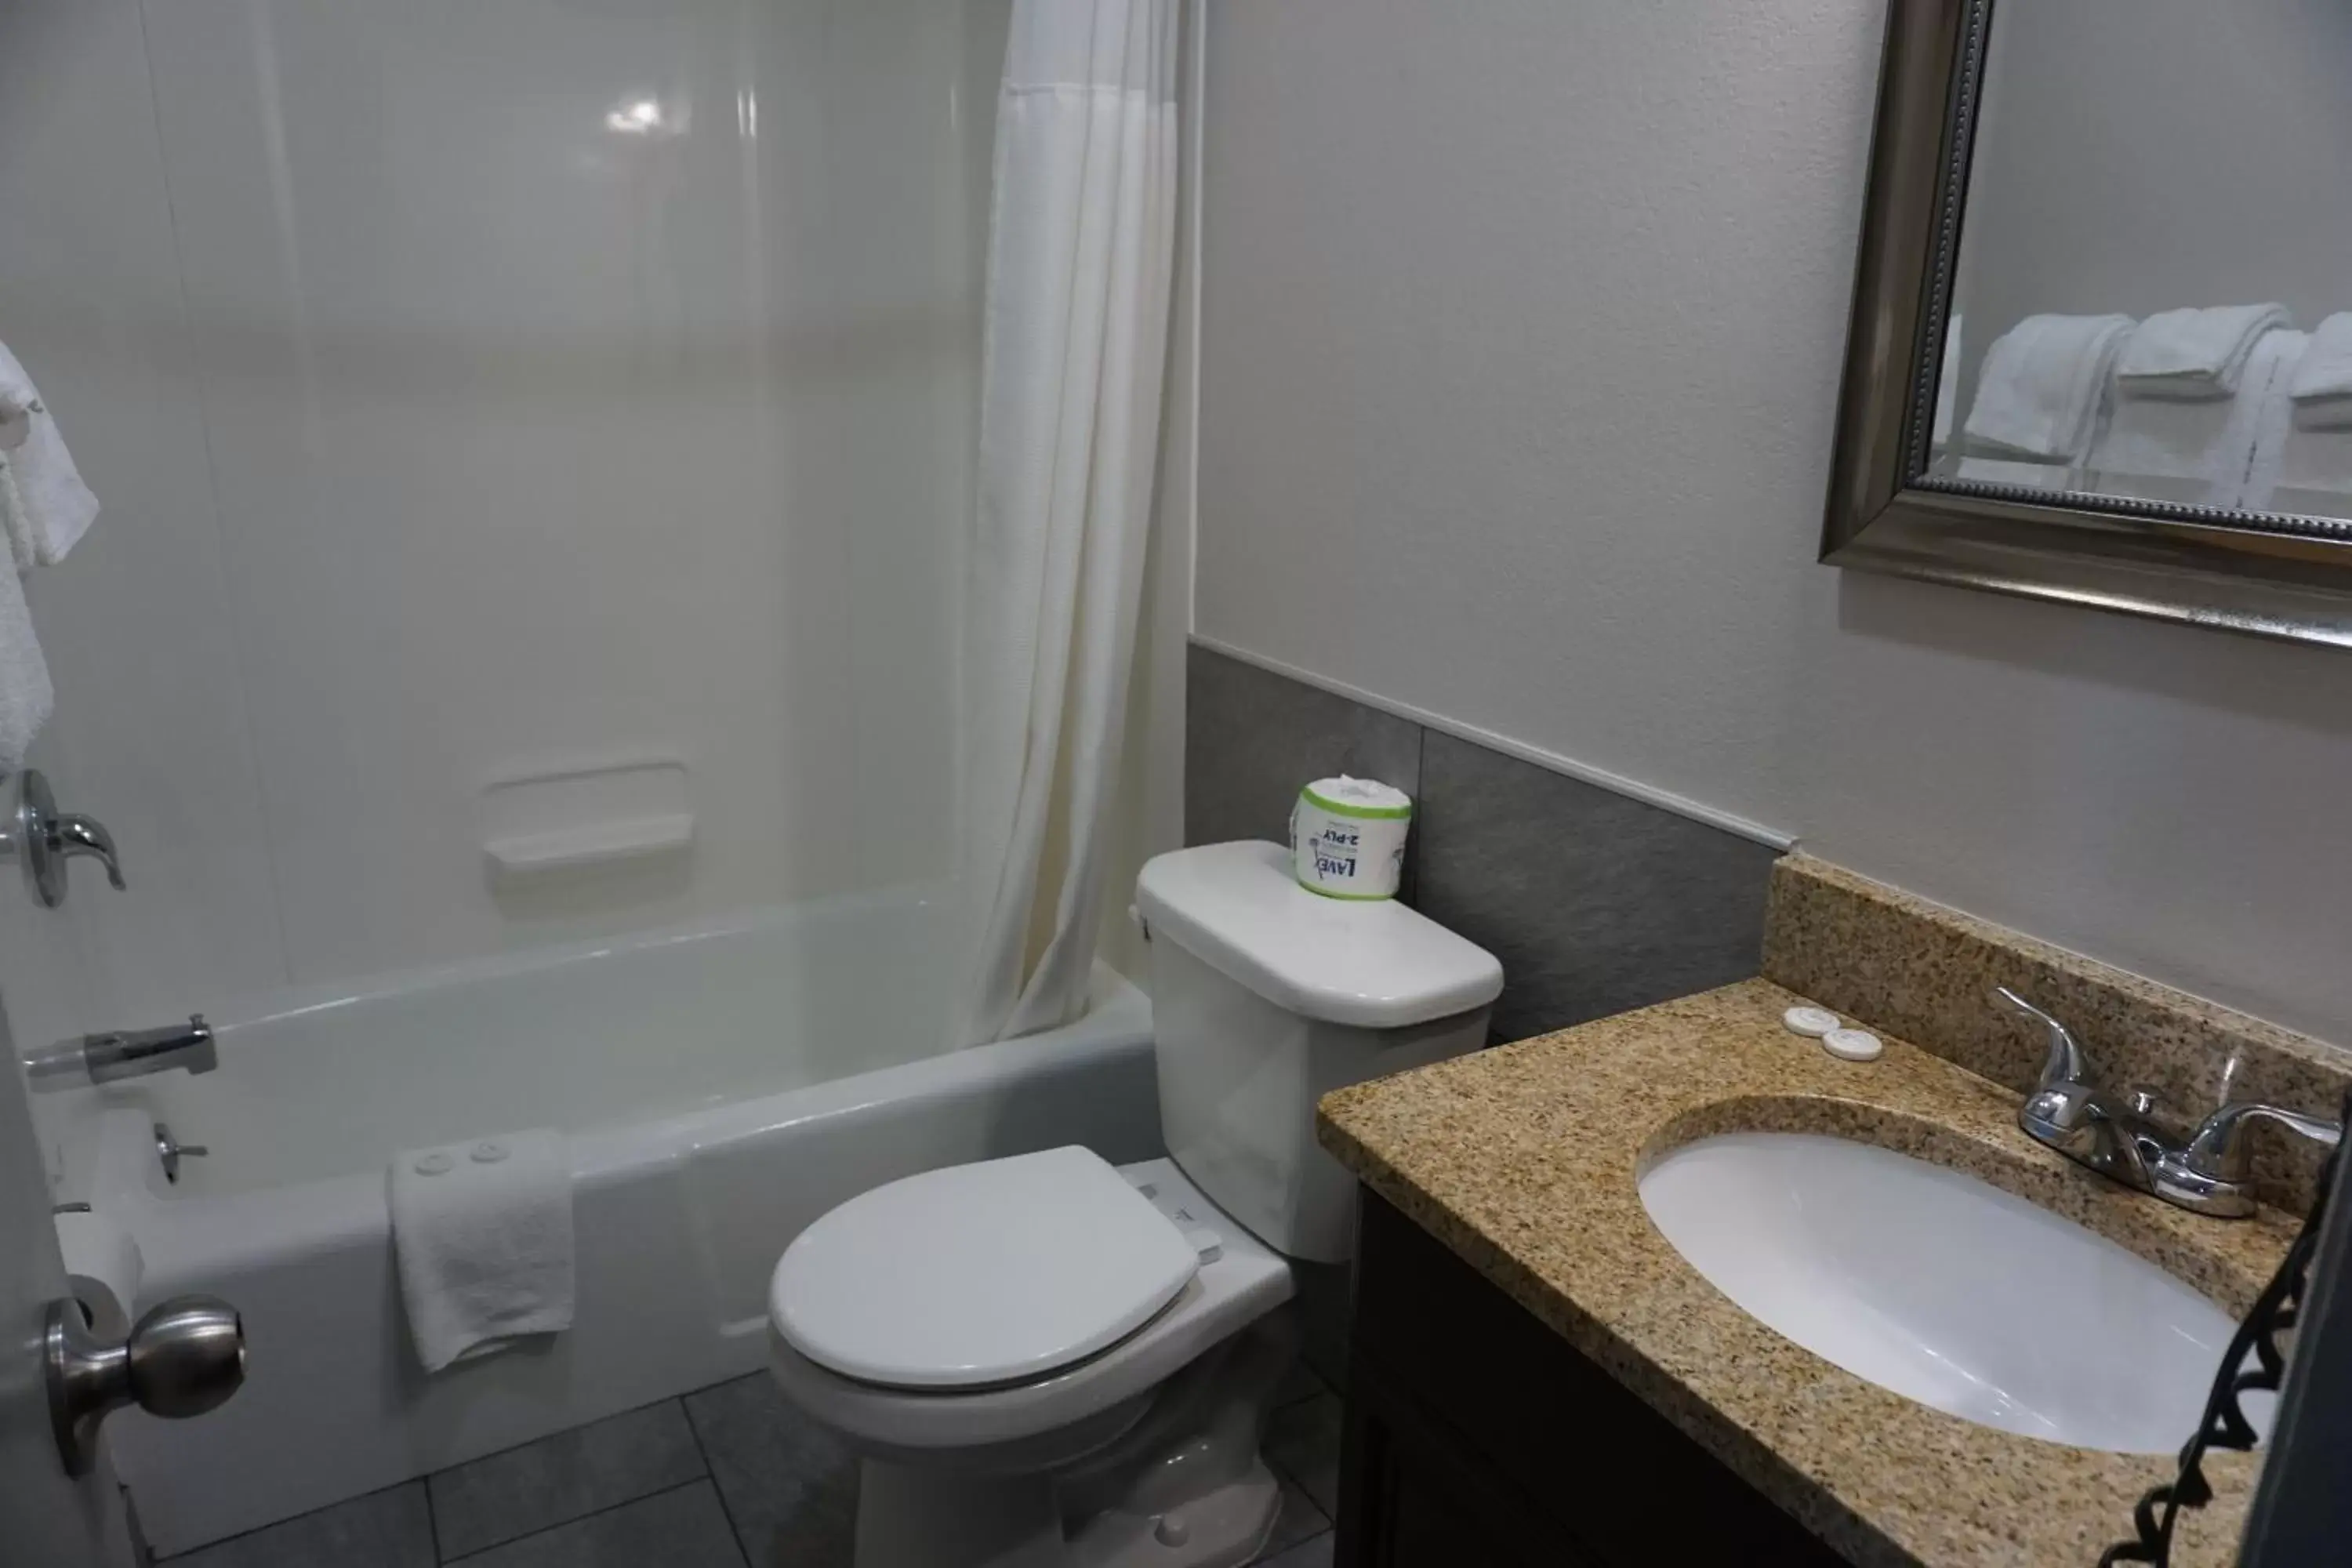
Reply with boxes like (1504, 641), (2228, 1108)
(1188, 634), (1798, 853)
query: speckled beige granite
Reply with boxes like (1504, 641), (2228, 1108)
(1317, 980), (2296, 1568)
(1764, 854), (2350, 1214)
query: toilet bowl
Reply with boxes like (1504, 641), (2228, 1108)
(772, 1152), (1294, 1568)
(768, 841), (1503, 1568)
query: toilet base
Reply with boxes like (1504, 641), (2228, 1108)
(844, 1314), (1297, 1568)
(851, 1455), (1280, 1568)
(1064, 1458), (1281, 1568)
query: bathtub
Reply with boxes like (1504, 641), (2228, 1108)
(45, 888), (1160, 1555)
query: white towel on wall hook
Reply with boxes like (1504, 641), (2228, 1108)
(0, 456), (34, 573)
(0, 338), (96, 772)
(0, 340), (98, 568)
(0, 557), (55, 775)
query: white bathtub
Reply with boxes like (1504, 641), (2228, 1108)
(45, 889), (1160, 1555)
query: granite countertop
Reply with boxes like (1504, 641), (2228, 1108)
(1316, 978), (2300, 1568)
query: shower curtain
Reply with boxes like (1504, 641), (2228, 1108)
(951, 0), (1180, 1045)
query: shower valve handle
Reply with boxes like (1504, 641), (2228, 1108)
(0, 768), (125, 908)
(55, 812), (125, 892)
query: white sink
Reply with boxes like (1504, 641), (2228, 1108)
(1639, 1131), (2268, 1454)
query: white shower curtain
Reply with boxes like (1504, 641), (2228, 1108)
(951, 0), (1180, 1046)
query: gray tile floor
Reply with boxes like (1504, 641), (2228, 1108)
(162, 1365), (1341, 1568)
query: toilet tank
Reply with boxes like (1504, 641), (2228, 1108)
(1134, 841), (1504, 1263)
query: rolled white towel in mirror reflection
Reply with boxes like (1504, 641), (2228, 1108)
(1954, 455), (2075, 489)
(1962, 313), (2132, 467)
(2113, 303), (2290, 400)
(2287, 312), (2352, 430)
(2089, 328), (2300, 510)
(2249, 330), (2352, 517)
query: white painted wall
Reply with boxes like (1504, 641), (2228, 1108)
(1195, 0), (2352, 1044)
(0, 0), (1011, 1046)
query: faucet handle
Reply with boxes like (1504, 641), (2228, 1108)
(2183, 1101), (2344, 1185)
(0, 771), (126, 907)
(53, 815), (124, 891)
(1993, 986), (2091, 1094)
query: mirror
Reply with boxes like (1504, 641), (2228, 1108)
(1825, 0), (2352, 648)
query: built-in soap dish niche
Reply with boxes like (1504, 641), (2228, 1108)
(478, 755), (692, 890)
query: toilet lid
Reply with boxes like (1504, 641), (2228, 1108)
(771, 1146), (1202, 1390)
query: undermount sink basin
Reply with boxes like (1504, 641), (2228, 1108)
(1639, 1131), (2269, 1454)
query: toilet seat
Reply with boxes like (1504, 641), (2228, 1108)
(769, 1157), (1294, 1454)
(773, 1146), (1203, 1391)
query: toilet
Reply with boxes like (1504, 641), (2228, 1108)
(767, 840), (1503, 1568)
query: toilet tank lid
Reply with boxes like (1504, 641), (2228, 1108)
(1136, 841), (1503, 1029)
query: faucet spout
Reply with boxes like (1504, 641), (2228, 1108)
(24, 1014), (215, 1092)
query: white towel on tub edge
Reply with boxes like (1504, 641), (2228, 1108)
(388, 1129), (574, 1373)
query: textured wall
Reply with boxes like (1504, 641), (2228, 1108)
(1195, 0), (2352, 1045)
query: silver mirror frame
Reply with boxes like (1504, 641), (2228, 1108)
(1824, 0), (2352, 651)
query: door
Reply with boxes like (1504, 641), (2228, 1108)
(0, 994), (132, 1568)
(0, 2), (142, 1550)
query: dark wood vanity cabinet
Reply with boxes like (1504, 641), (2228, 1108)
(1334, 1190), (1846, 1568)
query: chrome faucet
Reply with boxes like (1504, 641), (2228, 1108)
(24, 1015), (216, 1093)
(1997, 986), (2340, 1218)
(0, 769), (125, 909)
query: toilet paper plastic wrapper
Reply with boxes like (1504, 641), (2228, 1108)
(1289, 776), (1413, 899)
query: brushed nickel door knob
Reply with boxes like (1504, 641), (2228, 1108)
(46, 1294), (245, 1474)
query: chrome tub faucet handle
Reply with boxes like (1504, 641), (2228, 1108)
(53, 812), (124, 891)
(0, 769), (125, 907)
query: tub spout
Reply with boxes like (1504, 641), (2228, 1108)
(25, 1015), (216, 1092)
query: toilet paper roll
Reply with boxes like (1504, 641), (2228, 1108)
(1290, 776), (1413, 900)
(56, 1209), (142, 1338)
